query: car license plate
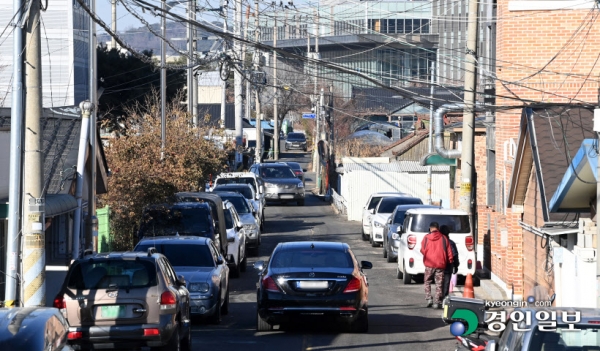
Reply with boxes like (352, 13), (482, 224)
(101, 305), (127, 318)
(280, 194), (294, 199)
(293, 144), (299, 146)
(297, 281), (328, 289)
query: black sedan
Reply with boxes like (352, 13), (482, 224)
(255, 241), (372, 333)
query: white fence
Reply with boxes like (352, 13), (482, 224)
(331, 188), (348, 215)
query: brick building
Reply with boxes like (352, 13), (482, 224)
(489, 1), (600, 301)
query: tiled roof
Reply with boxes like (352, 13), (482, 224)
(340, 161), (449, 174)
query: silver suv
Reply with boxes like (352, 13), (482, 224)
(249, 163), (305, 206)
(54, 251), (191, 350)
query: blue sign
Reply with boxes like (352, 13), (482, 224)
(302, 113), (316, 119)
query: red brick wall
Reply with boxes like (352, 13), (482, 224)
(492, 2), (600, 297)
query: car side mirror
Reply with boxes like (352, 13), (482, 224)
(176, 275), (186, 287)
(396, 226), (403, 234)
(259, 185), (264, 194)
(254, 260), (265, 271)
(302, 169), (307, 172)
(369, 209), (374, 214)
(360, 261), (373, 269)
(387, 218), (392, 224)
(216, 256), (224, 265)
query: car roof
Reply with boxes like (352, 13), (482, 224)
(176, 192), (224, 203)
(137, 236), (211, 245)
(76, 251), (163, 262)
(215, 172), (258, 179)
(276, 241), (349, 252)
(145, 202), (211, 210)
(380, 196), (421, 201)
(394, 204), (440, 211)
(516, 307), (600, 324)
(285, 162), (301, 167)
(256, 163), (291, 168)
(371, 192), (411, 197)
(405, 208), (468, 215)
(213, 184), (252, 189)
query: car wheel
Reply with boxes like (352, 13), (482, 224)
(396, 266), (403, 279)
(361, 227), (368, 241)
(370, 234), (378, 247)
(154, 324), (181, 351)
(351, 311), (368, 333)
(298, 200), (305, 206)
(402, 262), (412, 285)
(221, 288), (230, 315)
(240, 252), (247, 272)
(257, 310), (273, 331)
(386, 250), (395, 263)
(181, 325), (192, 351)
(383, 243), (388, 258)
(231, 251), (241, 278)
(210, 295), (222, 324)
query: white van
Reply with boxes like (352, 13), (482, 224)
(396, 208), (476, 284)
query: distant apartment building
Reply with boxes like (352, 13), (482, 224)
(0, 0), (91, 107)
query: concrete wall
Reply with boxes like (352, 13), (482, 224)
(554, 245), (596, 308)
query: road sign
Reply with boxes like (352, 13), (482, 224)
(302, 113), (316, 119)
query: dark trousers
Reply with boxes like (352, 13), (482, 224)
(442, 270), (452, 298)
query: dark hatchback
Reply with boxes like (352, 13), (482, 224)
(255, 241), (372, 333)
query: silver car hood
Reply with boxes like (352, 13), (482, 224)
(239, 213), (258, 225)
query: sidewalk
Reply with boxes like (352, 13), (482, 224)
(450, 275), (508, 301)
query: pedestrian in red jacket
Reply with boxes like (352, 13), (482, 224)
(421, 222), (454, 309)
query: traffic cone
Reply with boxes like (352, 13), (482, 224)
(463, 273), (475, 298)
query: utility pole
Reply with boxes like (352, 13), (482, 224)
(427, 61), (435, 205)
(273, 15), (279, 160)
(317, 88), (324, 194)
(313, 9), (320, 192)
(253, 0), (262, 164)
(192, 0), (198, 126)
(187, 0), (194, 124)
(242, 6), (250, 123)
(220, 5), (228, 128)
(87, 0), (98, 252)
(234, 0), (243, 168)
(160, 0), (166, 160)
(111, 0), (117, 49)
(22, 0), (45, 306)
(5, 0), (25, 307)
(595, 105), (600, 308)
(459, 0), (479, 214)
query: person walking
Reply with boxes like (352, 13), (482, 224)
(420, 222), (454, 309)
(440, 225), (460, 298)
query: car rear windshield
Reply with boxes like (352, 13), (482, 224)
(214, 186), (252, 199)
(217, 195), (251, 214)
(410, 214), (471, 233)
(215, 177), (257, 192)
(287, 133), (306, 141)
(378, 197), (423, 213)
(527, 326), (600, 349)
(393, 210), (408, 224)
(139, 207), (213, 237)
(67, 259), (158, 290)
(286, 163), (301, 171)
(135, 244), (215, 267)
(261, 166), (296, 179)
(271, 249), (353, 269)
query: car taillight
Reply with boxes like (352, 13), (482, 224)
(160, 291), (176, 310)
(68, 331), (82, 340)
(144, 328), (160, 336)
(294, 171), (302, 175)
(53, 295), (66, 309)
(465, 236), (474, 251)
(262, 276), (280, 292)
(343, 277), (361, 293)
(407, 235), (417, 250)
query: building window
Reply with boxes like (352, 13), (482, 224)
(388, 19), (396, 33)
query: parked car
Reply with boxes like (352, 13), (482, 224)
(223, 200), (247, 278)
(396, 208), (475, 284)
(211, 172), (265, 223)
(485, 307), (600, 351)
(383, 204), (440, 262)
(54, 250), (192, 350)
(212, 183), (264, 231)
(369, 195), (423, 247)
(284, 161), (306, 183)
(212, 191), (261, 254)
(175, 192), (229, 256)
(0, 307), (72, 351)
(284, 132), (307, 151)
(249, 163), (305, 206)
(134, 236), (230, 324)
(254, 241), (372, 333)
(361, 192), (410, 241)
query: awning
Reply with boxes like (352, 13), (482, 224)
(549, 139), (597, 213)
(45, 194), (78, 217)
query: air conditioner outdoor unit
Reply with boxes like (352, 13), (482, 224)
(574, 245), (596, 262)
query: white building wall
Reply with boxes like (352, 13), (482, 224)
(0, 0), (90, 107)
(553, 246), (596, 308)
(345, 170), (450, 221)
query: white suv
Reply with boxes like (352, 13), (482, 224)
(223, 201), (247, 278)
(368, 195), (423, 247)
(361, 192), (410, 241)
(212, 172), (265, 227)
(396, 208), (476, 284)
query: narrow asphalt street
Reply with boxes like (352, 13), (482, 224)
(190, 149), (458, 351)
